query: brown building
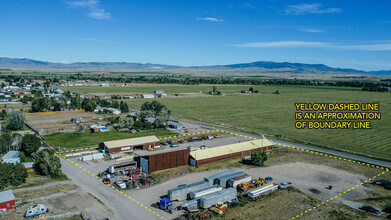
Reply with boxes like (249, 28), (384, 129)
(135, 148), (190, 174)
(189, 138), (274, 167)
(99, 135), (160, 154)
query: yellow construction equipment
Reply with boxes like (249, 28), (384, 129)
(254, 176), (264, 187)
(210, 202), (228, 215)
(148, 146), (155, 151)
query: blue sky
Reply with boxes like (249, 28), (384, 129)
(0, 0), (390, 70)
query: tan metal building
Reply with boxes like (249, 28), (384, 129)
(189, 138), (274, 167)
(99, 135), (160, 153)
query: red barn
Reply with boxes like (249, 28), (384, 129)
(0, 190), (15, 211)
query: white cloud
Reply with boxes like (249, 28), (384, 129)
(196, 17), (224, 22)
(286, 3), (342, 15)
(229, 41), (391, 51)
(230, 41), (330, 48)
(300, 28), (326, 33)
(66, 0), (111, 20)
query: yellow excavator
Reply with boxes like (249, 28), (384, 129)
(238, 176), (264, 191)
(254, 176), (264, 187)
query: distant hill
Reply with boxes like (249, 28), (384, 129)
(0, 57), (388, 75)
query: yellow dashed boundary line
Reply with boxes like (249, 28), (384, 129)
(273, 142), (387, 170)
(291, 168), (389, 219)
(60, 146), (98, 153)
(55, 152), (168, 220)
(57, 129), (389, 220)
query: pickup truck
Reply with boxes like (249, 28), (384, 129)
(115, 180), (126, 189)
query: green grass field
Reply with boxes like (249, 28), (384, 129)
(120, 85), (391, 161)
(44, 129), (175, 148)
(63, 84), (362, 94)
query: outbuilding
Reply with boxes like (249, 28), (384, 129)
(189, 138), (274, 167)
(0, 190), (15, 211)
(99, 135), (160, 153)
(1, 151), (20, 164)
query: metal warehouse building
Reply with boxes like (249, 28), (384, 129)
(189, 138), (274, 167)
(99, 135), (160, 154)
(135, 148), (190, 174)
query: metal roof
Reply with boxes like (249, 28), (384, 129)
(103, 135), (160, 149)
(189, 138), (274, 161)
(2, 151), (19, 160)
(0, 190), (15, 203)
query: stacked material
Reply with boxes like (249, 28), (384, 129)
(168, 181), (209, 201)
(199, 188), (237, 208)
(215, 171), (246, 188)
(204, 169), (237, 186)
(189, 185), (223, 199)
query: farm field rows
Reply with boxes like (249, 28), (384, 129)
(64, 84), (362, 94)
(44, 129), (175, 149)
(117, 85), (391, 161)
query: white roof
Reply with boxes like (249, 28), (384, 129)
(103, 135), (160, 149)
(190, 138), (274, 161)
(0, 190), (15, 203)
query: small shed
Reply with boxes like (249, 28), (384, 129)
(2, 151), (20, 164)
(0, 190), (15, 211)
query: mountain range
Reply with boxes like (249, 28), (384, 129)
(0, 57), (389, 75)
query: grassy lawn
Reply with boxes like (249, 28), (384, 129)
(7, 171), (68, 190)
(217, 188), (372, 220)
(44, 129), (176, 148)
(121, 85), (391, 161)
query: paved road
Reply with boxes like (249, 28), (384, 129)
(60, 157), (168, 220)
(178, 120), (391, 168)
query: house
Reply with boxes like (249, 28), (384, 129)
(144, 117), (156, 124)
(53, 88), (64, 94)
(168, 120), (183, 130)
(154, 90), (165, 94)
(94, 107), (121, 115)
(0, 190), (15, 211)
(70, 118), (83, 124)
(99, 135), (160, 153)
(1, 151), (20, 164)
(23, 162), (35, 170)
(100, 83), (109, 87)
(141, 94), (154, 99)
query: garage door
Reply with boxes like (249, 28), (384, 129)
(140, 157), (148, 174)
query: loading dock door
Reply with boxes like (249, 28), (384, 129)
(189, 158), (195, 167)
(140, 157), (148, 174)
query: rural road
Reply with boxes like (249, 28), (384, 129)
(178, 120), (391, 169)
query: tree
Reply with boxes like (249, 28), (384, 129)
(31, 97), (51, 112)
(120, 102), (129, 113)
(21, 134), (41, 157)
(0, 109), (7, 119)
(7, 110), (25, 130)
(0, 163), (28, 189)
(251, 151), (268, 166)
(112, 100), (119, 109)
(213, 86), (217, 94)
(81, 98), (97, 112)
(0, 130), (13, 154)
(71, 94), (81, 107)
(249, 87), (254, 93)
(34, 149), (61, 177)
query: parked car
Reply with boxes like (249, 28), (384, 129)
(278, 182), (292, 189)
(374, 179), (388, 186)
(199, 145), (207, 150)
(214, 135), (222, 138)
(178, 140), (184, 144)
(140, 177), (150, 187)
(359, 206), (381, 214)
(265, 176), (273, 184)
(171, 144), (179, 148)
(385, 182), (391, 190)
(103, 178), (111, 184)
(115, 180), (126, 189)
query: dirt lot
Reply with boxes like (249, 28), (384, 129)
(25, 111), (103, 135)
(0, 182), (115, 220)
